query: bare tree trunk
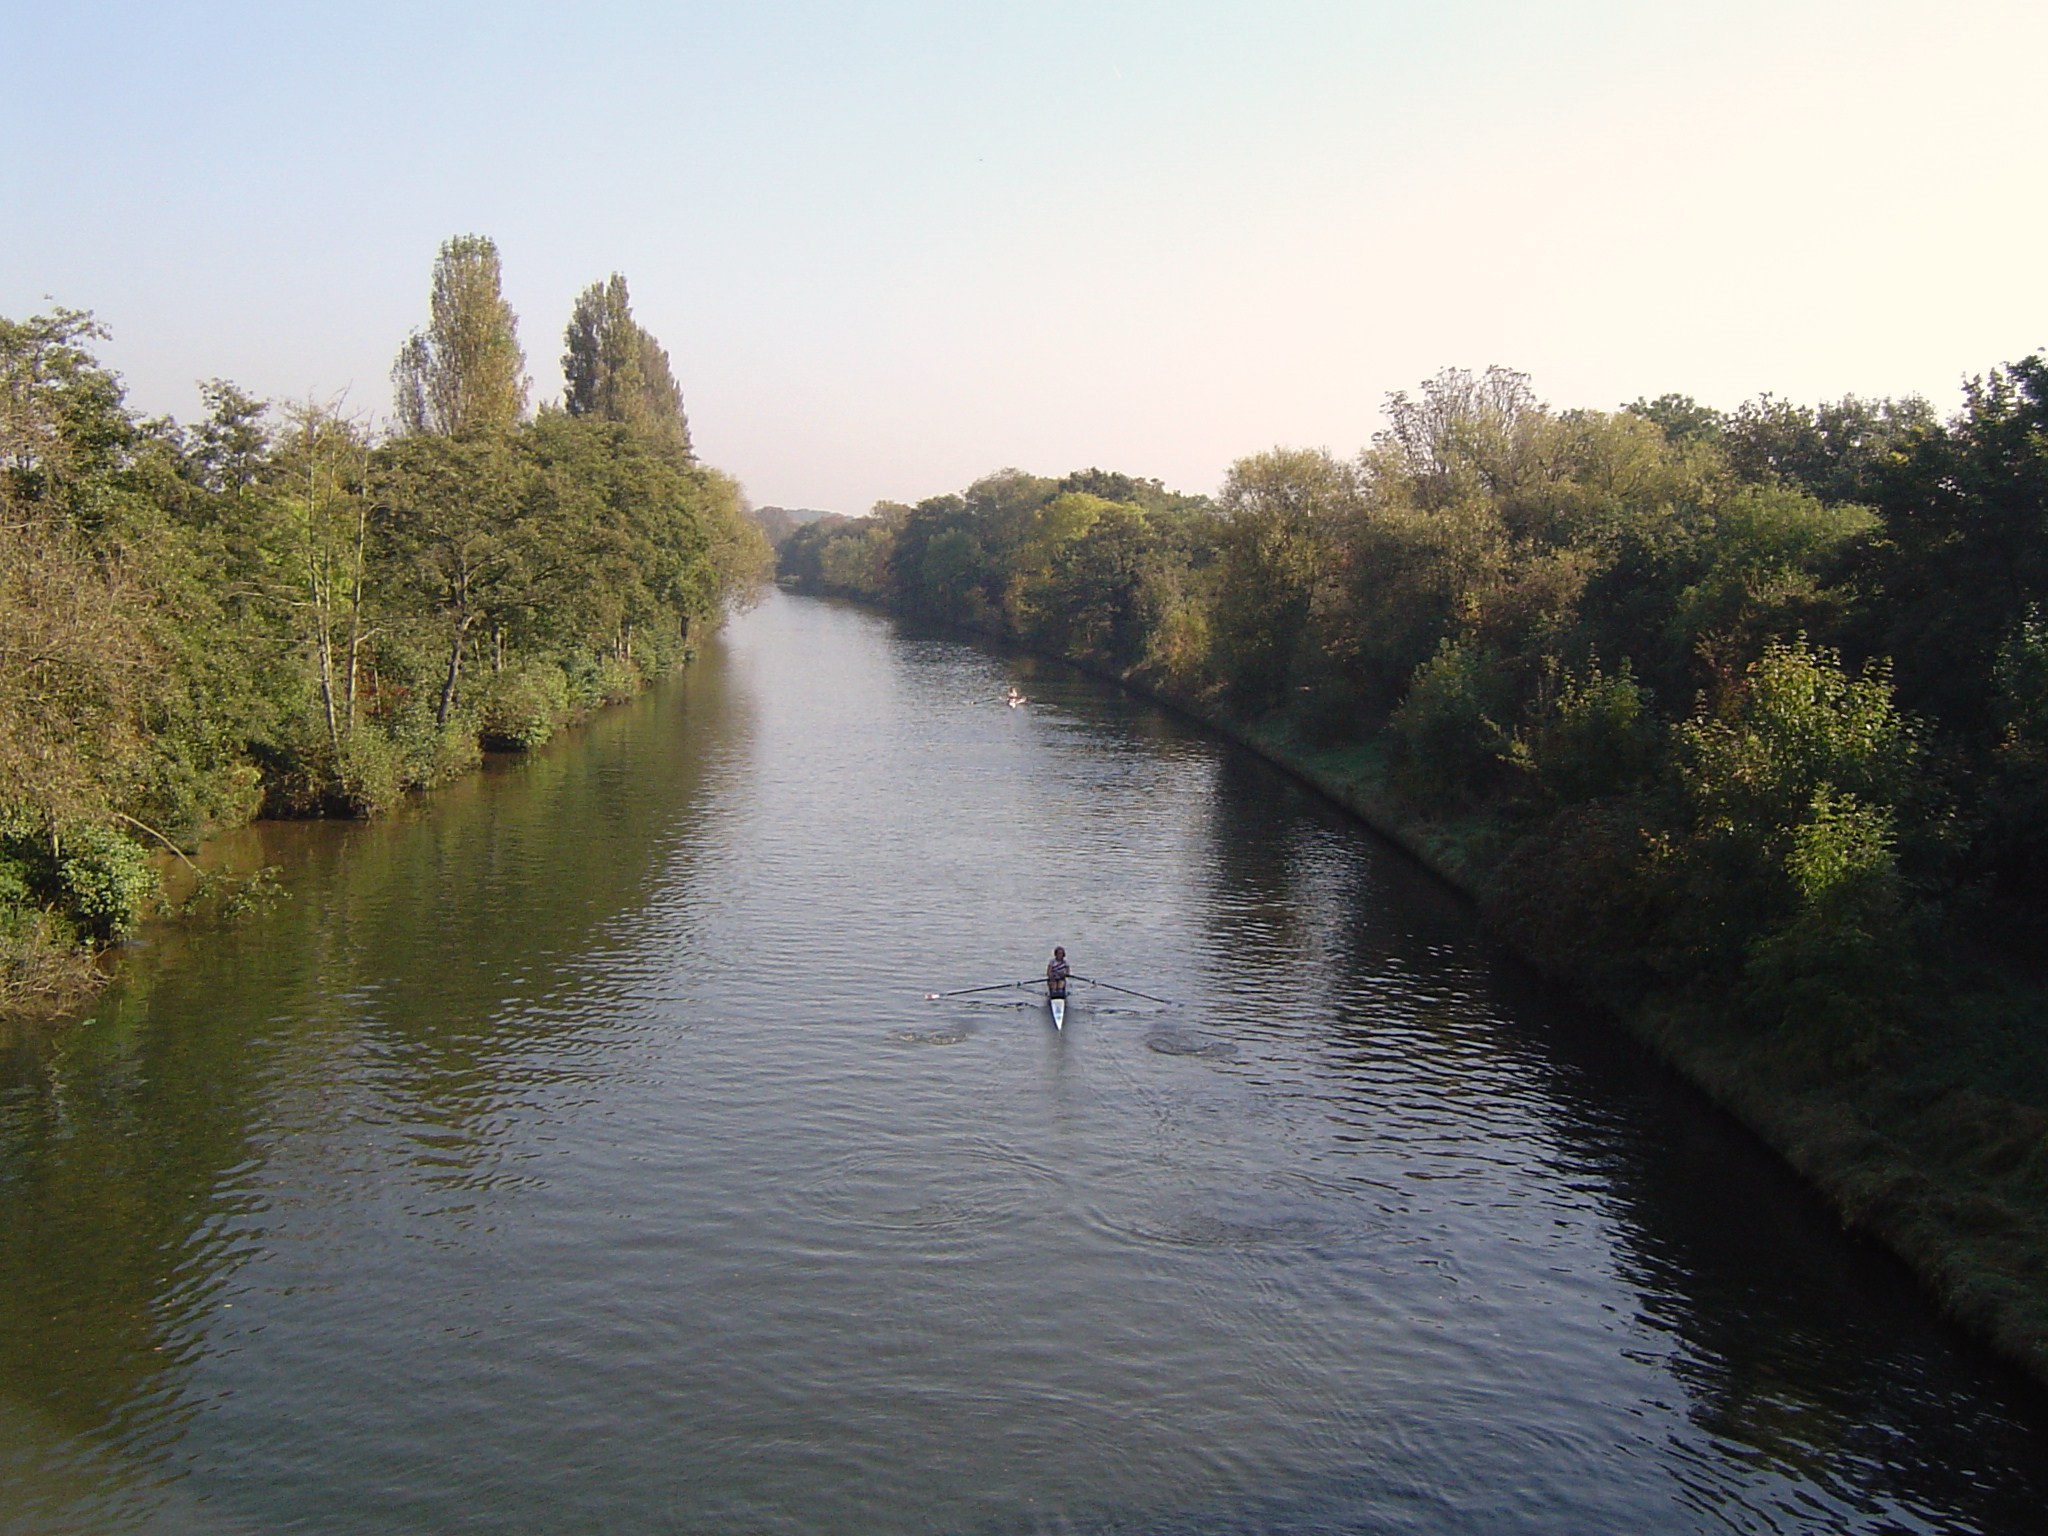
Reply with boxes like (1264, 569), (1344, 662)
(316, 618), (342, 757)
(309, 510), (342, 761)
(437, 613), (471, 728)
(344, 494), (369, 737)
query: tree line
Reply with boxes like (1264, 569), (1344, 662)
(783, 358), (2048, 1056)
(2, 235), (767, 1016)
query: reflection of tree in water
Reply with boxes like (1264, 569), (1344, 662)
(0, 991), (247, 1462)
(0, 660), (744, 1468)
(1192, 743), (2048, 1528)
(1196, 747), (1482, 1000)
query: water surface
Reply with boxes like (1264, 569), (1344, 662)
(3, 591), (2046, 1533)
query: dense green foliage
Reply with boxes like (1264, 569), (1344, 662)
(786, 358), (2048, 1051)
(1, 244), (765, 1017)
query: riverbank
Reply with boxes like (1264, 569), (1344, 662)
(1168, 680), (2048, 1391)
(0, 646), (714, 1038)
(878, 597), (2048, 1393)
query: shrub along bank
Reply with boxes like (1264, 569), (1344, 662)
(781, 362), (2048, 1384)
(2, 239), (767, 1022)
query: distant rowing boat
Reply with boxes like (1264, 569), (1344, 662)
(1049, 993), (1065, 1030)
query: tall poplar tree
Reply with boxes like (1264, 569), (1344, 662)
(392, 235), (529, 437)
(561, 274), (692, 456)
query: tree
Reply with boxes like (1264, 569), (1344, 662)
(0, 309), (134, 523)
(886, 496), (984, 620)
(0, 283), (775, 1015)
(1721, 392), (1933, 505)
(561, 273), (692, 455)
(189, 379), (271, 497)
(1002, 491), (1097, 645)
(270, 402), (377, 762)
(1375, 365), (1544, 509)
(374, 433), (531, 725)
(1864, 355), (2048, 736)
(1982, 606), (2048, 910)
(1211, 447), (1356, 709)
(515, 411), (755, 664)
(0, 310), (160, 827)
(391, 235), (529, 437)
(1626, 393), (1725, 448)
(0, 310), (177, 997)
(781, 513), (888, 597)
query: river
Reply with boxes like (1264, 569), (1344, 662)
(3, 590), (2046, 1533)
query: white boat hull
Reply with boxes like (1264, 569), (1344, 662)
(1050, 996), (1065, 1030)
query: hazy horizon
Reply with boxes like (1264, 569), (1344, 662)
(7, 1), (2043, 515)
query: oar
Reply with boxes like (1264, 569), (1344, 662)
(924, 979), (1044, 1000)
(1072, 975), (1178, 1006)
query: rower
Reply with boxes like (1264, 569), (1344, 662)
(1007, 686), (1026, 707)
(1045, 946), (1070, 999)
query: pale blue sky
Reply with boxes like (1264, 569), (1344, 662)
(6, 1), (2042, 512)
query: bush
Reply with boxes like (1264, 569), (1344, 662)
(1528, 658), (1661, 803)
(0, 906), (99, 1019)
(1145, 597), (1212, 694)
(587, 656), (641, 706)
(1678, 638), (1915, 836)
(560, 652), (642, 708)
(1743, 786), (1914, 1055)
(417, 722), (482, 787)
(479, 665), (573, 751)
(55, 825), (158, 940)
(1390, 639), (1514, 800)
(1667, 640), (1923, 1025)
(0, 849), (32, 923)
(0, 815), (159, 944)
(1485, 794), (1672, 996)
(334, 729), (407, 817)
(251, 710), (407, 819)
(1982, 607), (2048, 904)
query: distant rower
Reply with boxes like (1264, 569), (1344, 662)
(1046, 946), (1070, 999)
(1007, 686), (1026, 707)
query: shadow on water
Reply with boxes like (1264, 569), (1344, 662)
(0, 657), (749, 1498)
(1488, 964), (2048, 1529)
(1187, 740), (2048, 1531)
